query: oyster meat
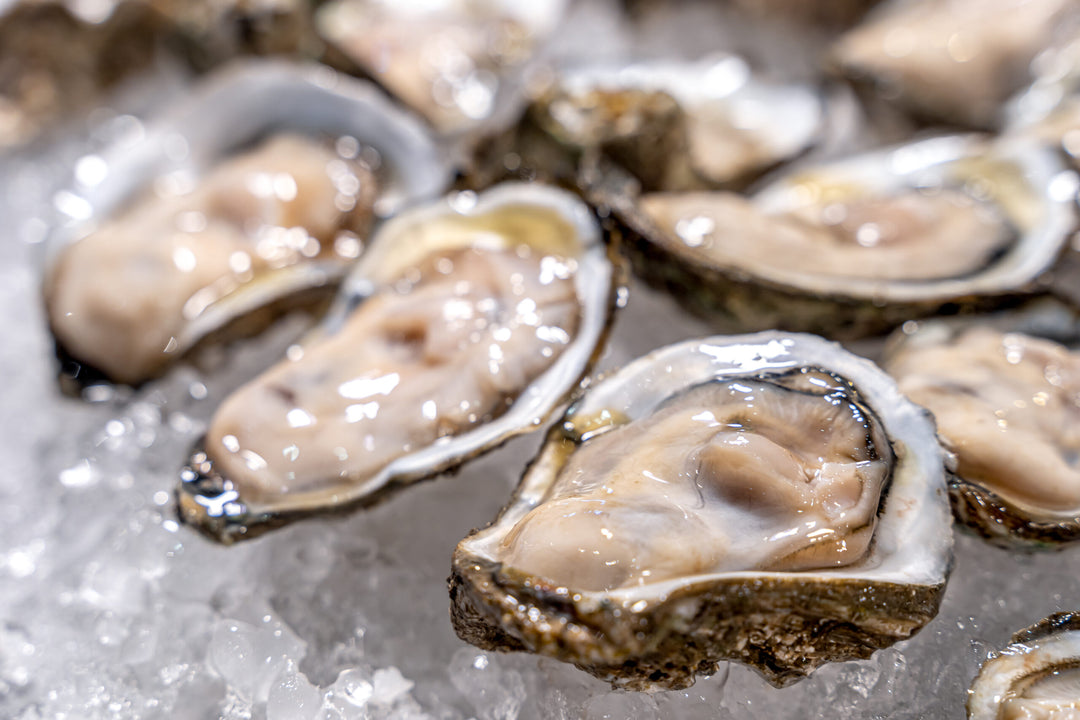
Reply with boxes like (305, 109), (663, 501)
(830, 0), (1079, 128)
(883, 313), (1080, 548)
(178, 182), (616, 542)
(451, 332), (952, 690)
(608, 134), (1077, 338)
(969, 613), (1080, 719)
(316, 0), (567, 135)
(532, 55), (824, 190)
(44, 61), (451, 388)
(47, 134), (376, 385)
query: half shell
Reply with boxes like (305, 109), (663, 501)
(177, 182), (618, 543)
(44, 60), (451, 389)
(451, 332), (952, 690)
(969, 613), (1080, 719)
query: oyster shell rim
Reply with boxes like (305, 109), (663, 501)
(967, 612), (1080, 719)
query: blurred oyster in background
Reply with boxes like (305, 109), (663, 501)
(831, 0), (1080, 128)
(1006, 29), (1080, 169)
(315, 0), (569, 136)
(968, 612), (1080, 719)
(0, 0), (318, 149)
(43, 61), (451, 390)
(46, 134), (378, 386)
(452, 333), (951, 690)
(725, 0), (883, 27)
(178, 182), (617, 542)
(599, 134), (1077, 338)
(531, 54), (825, 190)
(883, 303), (1080, 548)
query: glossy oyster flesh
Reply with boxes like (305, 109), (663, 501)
(969, 613), (1080, 719)
(451, 332), (952, 690)
(882, 306), (1080, 548)
(830, 0), (1079, 128)
(44, 61), (451, 387)
(532, 55), (824, 190)
(177, 182), (617, 543)
(315, 0), (567, 135)
(604, 134), (1077, 339)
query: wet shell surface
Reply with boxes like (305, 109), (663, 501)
(451, 332), (952, 690)
(44, 60), (451, 389)
(968, 613), (1080, 719)
(882, 301), (1080, 549)
(177, 182), (618, 543)
(594, 133), (1078, 339)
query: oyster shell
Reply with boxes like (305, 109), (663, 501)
(969, 612), (1080, 719)
(531, 55), (825, 191)
(315, 0), (568, 136)
(177, 182), (617, 543)
(451, 332), (952, 690)
(830, 0), (1079, 128)
(45, 61), (451, 388)
(600, 134), (1077, 339)
(882, 303), (1080, 549)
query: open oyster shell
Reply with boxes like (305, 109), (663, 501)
(968, 612), (1080, 719)
(882, 301), (1080, 549)
(44, 60), (451, 389)
(177, 182), (618, 543)
(315, 0), (568, 138)
(530, 54), (826, 191)
(451, 332), (952, 690)
(830, 0), (1080, 128)
(598, 133), (1077, 339)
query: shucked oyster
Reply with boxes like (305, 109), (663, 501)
(451, 332), (952, 690)
(609, 134), (1077, 339)
(830, 0), (1080, 128)
(45, 61), (450, 388)
(883, 306), (1080, 548)
(532, 55), (825, 191)
(48, 134), (377, 386)
(969, 613), (1080, 719)
(316, 0), (567, 136)
(178, 183), (616, 542)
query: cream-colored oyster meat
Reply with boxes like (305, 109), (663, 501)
(832, 0), (1077, 127)
(205, 240), (579, 504)
(499, 371), (892, 592)
(47, 134), (377, 384)
(639, 187), (1011, 283)
(886, 326), (1080, 515)
(317, 0), (565, 134)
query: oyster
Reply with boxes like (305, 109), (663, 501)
(882, 305), (1080, 548)
(45, 61), (450, 388)
(531, 55), (825, 190)
(451, 332), (952, 690)
(1006, 30), (1080, 171)
(177, 182), (617, 543)
(603, 134), (1077, 339)
(969, 612), (1080, 719)
(315, 0), (568, 136)
(830, 0), (1080, 128)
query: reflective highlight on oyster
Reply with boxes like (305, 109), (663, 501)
(452, 333), (951, 690)
(46, 134), (377, 385)
(639, 187), (1010, 282)
(179, 183), (614, 542)
(832, 0), (1078, 127)
(317, 0), (566, 134)
(536, 55), (823, 189)
(499, 372), (891, 592)
(206, 235), (579, 505)
(884, 322), (1080, 546)
(969, 613), (1080, 720)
